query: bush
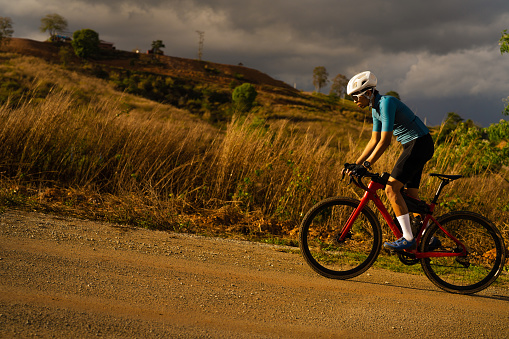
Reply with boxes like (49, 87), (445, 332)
(72, 29), (100, 58)
(232, 83), (257, 113)
(432, 120), (509, 175)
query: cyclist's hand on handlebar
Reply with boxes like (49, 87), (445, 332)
(342, 163), (355, 178)
(342, 163), (367, 178)
(351, 164), (367, 177)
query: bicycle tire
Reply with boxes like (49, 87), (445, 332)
(420, 211), (506, 294)
(299, 197), (382, 279)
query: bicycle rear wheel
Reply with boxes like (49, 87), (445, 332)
(299, 197), (382, 279)
(420, 211), (506, 294)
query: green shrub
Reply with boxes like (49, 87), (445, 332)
(232, 83), (257, 113)
(72, 29), (100, 58)
(432, 120), (509, 175)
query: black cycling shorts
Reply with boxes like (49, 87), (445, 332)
(391, 133), (434, 189)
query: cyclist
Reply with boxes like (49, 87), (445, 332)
(343, 71), (434, 251)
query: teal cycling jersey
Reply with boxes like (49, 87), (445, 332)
(371, 93), (429, 144)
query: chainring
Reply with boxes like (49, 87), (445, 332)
(397, 251), (420, 265)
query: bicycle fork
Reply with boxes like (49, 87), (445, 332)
(337, 180), (388, 242)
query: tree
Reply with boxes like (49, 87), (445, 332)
(151, 40), (165, 55)
(232, 83), (257, 113)
(0, 17), (14, 47)
(499, 29), (509, 55)
(436, 112), (464, 144)
(385, 91), (401, 100)
(313, 66), (329, 93)
(500, 29), (509, 116)
(40, 13), (68, 41)
(58, 46), (73, 66)
(329, 74), (348, 98)
(72, 29), (100, 58)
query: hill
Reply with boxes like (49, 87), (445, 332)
(1, 38), (368, 138)
(4, 38), (295, 89)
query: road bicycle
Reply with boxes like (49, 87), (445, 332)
(298, 169), (507, 294)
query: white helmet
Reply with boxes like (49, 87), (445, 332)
(347, 71), (377, 95)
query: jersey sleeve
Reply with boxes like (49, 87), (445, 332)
(372, 113), (382, 132)
(379, 96), (396, 132)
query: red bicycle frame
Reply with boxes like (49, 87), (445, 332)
(339, 177), (467, 259)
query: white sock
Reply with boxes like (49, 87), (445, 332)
(397, 214), (413, 241)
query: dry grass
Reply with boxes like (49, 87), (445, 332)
(0, 52), (507, 251)
(0, 88), (507, 245)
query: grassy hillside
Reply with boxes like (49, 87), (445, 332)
(0, 38), (368, 136)
(0, 39), (508, 254)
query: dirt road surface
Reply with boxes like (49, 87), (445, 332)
(1, 210), (508, 338)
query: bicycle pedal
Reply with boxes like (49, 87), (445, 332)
(384, 247), (397, 255)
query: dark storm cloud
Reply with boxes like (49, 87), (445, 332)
(54, 0), (508, 53)
(175, 0), (508, 53)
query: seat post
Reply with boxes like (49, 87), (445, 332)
(431, 179), (451, 204)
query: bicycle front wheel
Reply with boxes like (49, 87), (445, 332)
(420, 211), (506, 294)
(299, 197), (382, 279)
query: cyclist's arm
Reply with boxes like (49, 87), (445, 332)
(356, 131), (392, 166)
(355, 131), (380, 164)
(366, 131), (392, 165)
(358, 96), (395, 166)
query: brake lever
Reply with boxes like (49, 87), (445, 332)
(342, 169), (354, 185)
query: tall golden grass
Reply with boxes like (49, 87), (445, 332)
(0, 85), (507, 246)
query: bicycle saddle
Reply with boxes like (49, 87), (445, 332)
(429, 173), (463, 181)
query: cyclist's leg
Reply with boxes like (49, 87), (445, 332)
(391, 134), (434, 205)
(384, 135), (433, 249)
(386, 177), (407, 215)
(405, 163), (425, 199)
(386, 142), (415, 244)
(405, 135), (434, 227)
(385, 177), (414, 244)
(405, 187), (419, 199)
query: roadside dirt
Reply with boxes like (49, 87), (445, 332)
(1, 209), (508, 338)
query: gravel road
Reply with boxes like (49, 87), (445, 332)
(1, 209), (508, 338)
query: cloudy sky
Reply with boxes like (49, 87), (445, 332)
(3, 0), (509, 126)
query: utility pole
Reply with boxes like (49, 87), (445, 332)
(196, 30), (204, 61)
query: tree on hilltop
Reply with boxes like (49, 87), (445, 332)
(151, 40), (165, 55)
(40, 13), (68, 41)
(385, 91), (401, 100)
(436, 112), (477, 144)
(0, 17), (14, 47)
(72, 29), (99, 58)
(329, 74), (348, 98)
(313, 66), (329, 93)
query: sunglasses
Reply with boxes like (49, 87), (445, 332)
(351, 89), (371, 101)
